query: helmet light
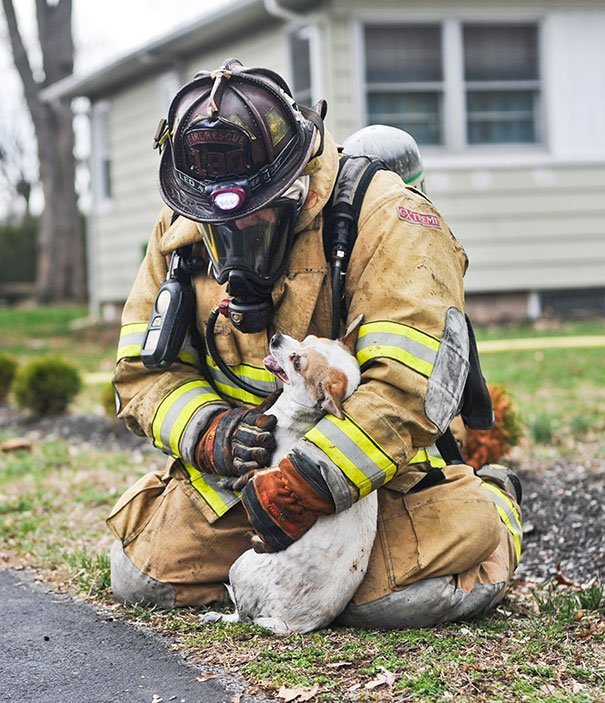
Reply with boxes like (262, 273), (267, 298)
(210, 187), (247, 212)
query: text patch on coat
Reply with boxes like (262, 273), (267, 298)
(397, 206), (441, 229)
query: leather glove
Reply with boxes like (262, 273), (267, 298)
(195, 407), (277, 476)
(240, 450), (335, 552)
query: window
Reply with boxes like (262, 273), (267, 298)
(365, 25), (444, 145)
(464, 24), (539, 144)
(91, 101), (112, 206)
(364, 21), (541, 149)
(157, 71), (180, 114)
(289, 27), (313, 106)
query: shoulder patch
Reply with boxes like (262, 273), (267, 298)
(397, 206), (441, 229)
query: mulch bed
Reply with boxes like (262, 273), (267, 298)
(2, 409), (604, 586)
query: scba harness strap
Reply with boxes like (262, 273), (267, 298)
(322, 154), (494, 468)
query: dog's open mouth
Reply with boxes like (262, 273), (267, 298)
(263, 354), (290, 384)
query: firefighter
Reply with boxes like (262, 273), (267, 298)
(107, 58), (522, 628)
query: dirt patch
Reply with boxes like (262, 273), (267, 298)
(2, 408), (603, 586)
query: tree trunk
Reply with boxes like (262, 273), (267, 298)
(2, 0), (85, 302)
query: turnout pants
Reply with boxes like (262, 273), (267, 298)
(107, 462), (521, 628)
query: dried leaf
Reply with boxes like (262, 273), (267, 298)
(326, 660), (351, 669)
(0, 438), (32, 452)
(365, 667), (397, 689)
(277, 684), (320, 702)
(196, 673), (219, 682)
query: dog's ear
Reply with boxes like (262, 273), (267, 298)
(319, 368), (348, 419)
(339, 314), (364, 356)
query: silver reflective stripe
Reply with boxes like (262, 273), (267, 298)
(116, 322), (147, 361)
(304, 414), (397, 496)
(357, 330), (437, 367)
(205, 356), (279, 405)
(356, 321), (440, 378)
(152, 380), (223, 456)
(157, 385), (217, 454)
(481, 482), (523, 562)
(178, 334), (202, 368)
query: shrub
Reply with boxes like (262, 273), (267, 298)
(461, 383), (523, 469)
(100, 381), (118, 419)
(529, 413), (554, 445)
(12, 356), (82, 416)
(0, 353), (18, 402)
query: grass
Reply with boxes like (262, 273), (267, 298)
(0, 305), (118, 374)
(1, 438), (603, 701)
(474, 318), (605, 341)
(1, 307), (605, 700)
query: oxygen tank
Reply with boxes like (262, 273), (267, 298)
(343, 124), (425, 192)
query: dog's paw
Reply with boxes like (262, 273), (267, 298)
(251, 534), (270, 553)
(199, 610), (240, 625)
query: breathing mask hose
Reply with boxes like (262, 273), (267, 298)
(205, 306), (271, 398)
(331, 257), (345, 340)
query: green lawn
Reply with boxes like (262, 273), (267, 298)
(0, 440), (602, 703)
(0, 305), (118, 373)
(1, 306), (604, 701)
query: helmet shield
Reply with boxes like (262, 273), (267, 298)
(158, 59), (319, 222)
(200, 199), (298, 286)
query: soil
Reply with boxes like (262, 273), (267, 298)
(2, 410), (604, 586)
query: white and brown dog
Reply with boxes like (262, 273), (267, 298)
(201, 315), (378, 634)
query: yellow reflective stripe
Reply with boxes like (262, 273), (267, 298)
(409, 447), (447, 469)
(212, 378), (265, 405)
(482, 482), (523, 561)
(178, 348), (200, 368)
(205, 355), (278, 405)
(304, 414), (397, 497)
(152, 380), (222, 455)
(182, 461), (241, 517)
(356, 320), (440, 378)
(116, 322), (148, 361)
(358, 321), (440, 350)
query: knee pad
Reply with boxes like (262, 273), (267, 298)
(337, 575), (506, 629)
(109, 540), (176, 608)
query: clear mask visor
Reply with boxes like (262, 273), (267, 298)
(200, 199), (298, 285)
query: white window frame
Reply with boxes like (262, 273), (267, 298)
(157, 71), (181, 115)
(357, 14), (547, 165)
(287, 24), (321, 106)
(90, 100), (113, 212)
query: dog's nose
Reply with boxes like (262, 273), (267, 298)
(270, 333), (283, 348)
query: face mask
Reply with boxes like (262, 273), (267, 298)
(201, 198), (299, 289)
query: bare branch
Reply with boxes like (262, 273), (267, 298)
(1, 0), (41, 116)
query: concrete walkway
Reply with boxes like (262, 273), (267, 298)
(0, 569), (267, 703)
(477, 334), (605, 353)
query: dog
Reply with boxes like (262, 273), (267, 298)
(201, 315), (378, 634)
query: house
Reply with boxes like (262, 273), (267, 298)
(43, 0), (605, 323)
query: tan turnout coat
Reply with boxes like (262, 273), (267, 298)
(108, 130), (519, 606)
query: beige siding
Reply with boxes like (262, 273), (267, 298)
(91, 78), (166, 306)
(87, 0), (605, 310)
(428, 165), (605, 292)
(183, 26), (288, 78)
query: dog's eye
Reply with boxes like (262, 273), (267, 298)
(289, 353), (302, 373)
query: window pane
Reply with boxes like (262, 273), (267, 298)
(466, 91), (537, 144)
(365, 25), (442, 83)
(290, 29), (312, 105)
(367, 92), (442, 145)
(464, 24), (538, 81)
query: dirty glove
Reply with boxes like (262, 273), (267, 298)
(240, 450), (335, 552)
(195, 407), (277, 476)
